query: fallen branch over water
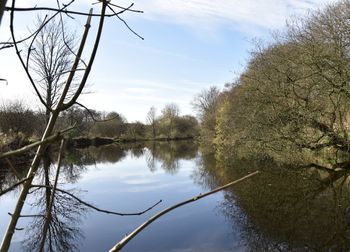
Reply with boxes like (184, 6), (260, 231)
(109, 170), (260, 252)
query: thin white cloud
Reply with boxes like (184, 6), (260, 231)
(136, 0), (338, 33)
(80, 78), (213, 121)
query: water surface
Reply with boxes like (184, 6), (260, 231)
(1, 141), (350, 251)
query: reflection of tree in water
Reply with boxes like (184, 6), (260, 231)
(194, 154), (350, 251)
(20, 155), (88, 252)
(1, 141), (199, 190)
(66, 144), (127, 165)
(59, 141), (198, 175)
(22, 186), (88, 251)
(144, 140), (198, 174)
(128, 143), (145, 158)
(192, 146), (218, 190)
(2, 141), (194, 251)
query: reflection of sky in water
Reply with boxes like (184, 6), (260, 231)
(0, 150), (240, 252)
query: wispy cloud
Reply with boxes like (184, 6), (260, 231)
(136, 0), (337, 33)
(80, 78), (213, 121)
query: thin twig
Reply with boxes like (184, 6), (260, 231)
(106, 2), (143, 13)
(1, 3), (71, 51)
(109, 171), (260, 252)
(56, 0), (88, 68)
(31, 185), (162, 216)
(107, 5), (144, 40)
(26, 15), (49, 68)
(5, 5), (143, 16)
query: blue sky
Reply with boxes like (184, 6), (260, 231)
(0, 0), (336, 122)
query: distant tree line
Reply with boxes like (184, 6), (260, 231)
(194, 0), (350, 168)
(0, 100), (199, 140)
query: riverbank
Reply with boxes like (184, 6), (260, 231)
(68, 136), (197, 148)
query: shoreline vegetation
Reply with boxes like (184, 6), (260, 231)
(0, 101), (200, 152)
(192, 1), (350, 172)
(0, 133), (198, 155)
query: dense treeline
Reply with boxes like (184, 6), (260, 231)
(196, 0), (350, 167)
(0, 100), (198, 141)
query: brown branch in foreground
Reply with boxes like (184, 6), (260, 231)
(109, 171), (260, 252)
(0, 176), (33, 197)
(31, 185), (162, 216)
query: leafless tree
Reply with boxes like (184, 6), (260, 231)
(27, 17), (77, 123)
(192, 86), (220, 141)
(146, 106), (157, 138)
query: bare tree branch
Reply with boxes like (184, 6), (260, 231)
(107, 4), (144, 40)
(109, 171), (260, 252)
(5, 4), (143, 16)
(61, 2), (108, 110)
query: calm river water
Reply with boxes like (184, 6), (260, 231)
(1, 141), (350, 251)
